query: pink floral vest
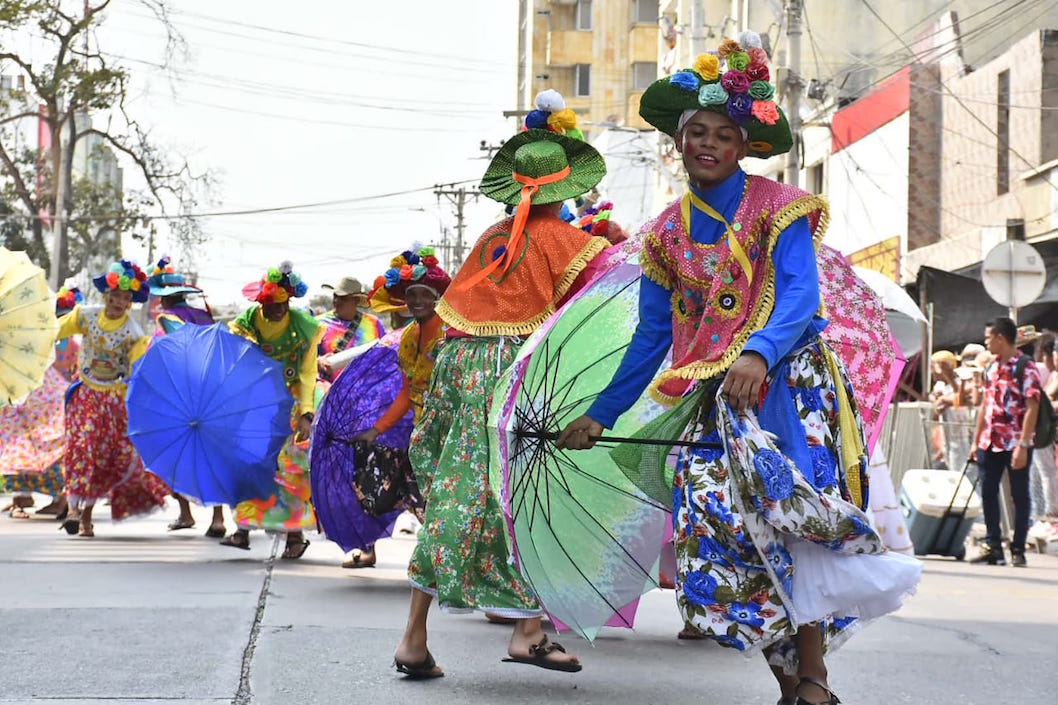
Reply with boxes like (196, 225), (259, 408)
(640, 176), (828, 400)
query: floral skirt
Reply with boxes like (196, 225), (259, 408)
(234, 385), (323, 533)
(4, 464), (64, 497)
(64, 383), (170, 519)
(408, 337), (541, 617)
(674, 341), (920, 673)
(235, 435), (316, 532)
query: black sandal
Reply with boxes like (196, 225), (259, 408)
(219, 531), (250, 550)
(281, 538), (310, 560)
(796, 677), (840, 705)
(393, 649), (444, 679)
(502, 635), (582, 673)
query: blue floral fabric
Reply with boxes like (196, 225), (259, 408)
(673, 340), (886, 673)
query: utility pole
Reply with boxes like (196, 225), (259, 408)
(433, 184), (481, 269)
(783, 0), (804, 188)
(690, 0), (707, 57)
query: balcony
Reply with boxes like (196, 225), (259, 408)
(547, 29), (592, 67)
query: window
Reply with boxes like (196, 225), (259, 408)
(575, 0), (592, 30)
(997, 69), (1010, 195)
(807, 162), (824, 194)
(633, 62), (658, 90)
(574, 63), (591, 97)
(633, 0), (656, 23)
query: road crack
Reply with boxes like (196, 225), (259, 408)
(232, 534), (280, 705)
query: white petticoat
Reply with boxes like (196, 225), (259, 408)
(788, 539), (923, 626)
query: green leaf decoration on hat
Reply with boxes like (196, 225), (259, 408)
(480, 129), (607, 206)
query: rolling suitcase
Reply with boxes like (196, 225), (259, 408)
(899, 461), (981, 560)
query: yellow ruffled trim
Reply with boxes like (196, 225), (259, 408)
(79, 378), (128, 394)
(436, 237), (607, 337)
(770, 194), (830, 245)
(641, 236), (674, 289)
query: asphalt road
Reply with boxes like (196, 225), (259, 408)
(0, 501), (1055, 705)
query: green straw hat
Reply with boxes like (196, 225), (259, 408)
(480, 129), (606, 206)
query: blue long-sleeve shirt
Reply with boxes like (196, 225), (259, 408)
(587, 168), (826, 428)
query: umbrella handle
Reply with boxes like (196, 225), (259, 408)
(517, 430), (718, 449)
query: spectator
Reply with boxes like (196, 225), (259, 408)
(970, 317), (1040, 567)
(1030, 331), (1058, 535)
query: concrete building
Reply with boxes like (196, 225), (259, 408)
(518, 0), (661, 132)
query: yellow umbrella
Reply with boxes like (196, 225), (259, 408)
(0, 248), (59, 406)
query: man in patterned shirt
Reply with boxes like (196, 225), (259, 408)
(970, 316), (1040, 567)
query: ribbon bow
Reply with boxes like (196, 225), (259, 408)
(455, 165), (571, 291)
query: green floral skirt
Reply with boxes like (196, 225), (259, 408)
(408, 337), (541, 618)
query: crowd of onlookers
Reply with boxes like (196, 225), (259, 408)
(930, 319), (1058, 566)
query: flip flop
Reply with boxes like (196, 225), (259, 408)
(204, 526), (226, 539)
(219, 532), (251, 550)
(502, 635), (582, 673)
(281, 539), (310, 560)
(393, 650), (444, 679)
(167, 518), (196, 531)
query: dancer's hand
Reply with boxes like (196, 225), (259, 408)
(557, 415), (604, 450)
(353, 427), (380, 445)
(295, 413), (314, 442)
(721, 352), (767, 411)
(317, 355), (334, 376)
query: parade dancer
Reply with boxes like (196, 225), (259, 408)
(332, 248), (450, 570)
(57, 261), (170, 537)
(145, 257), (227, 537)
(392, 92), (608, 678)
(221, 262), (322, 559)
(560, 34), (920, 705)
(315, 277), (385, 382)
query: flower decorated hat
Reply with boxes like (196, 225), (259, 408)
(146, 256), (202, 297)
(480, 90), (606, 207)
(369, 245), (451, 311)
(55, 286), (84, 314)
(92, 260), (149, 303)
(242, 261), (309, 304)
(639, 30), (793, 159)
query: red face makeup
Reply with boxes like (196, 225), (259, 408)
(677, 111), (748, 190)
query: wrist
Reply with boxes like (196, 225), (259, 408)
(1018, 439), (1032, 449)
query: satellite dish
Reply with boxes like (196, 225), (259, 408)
(980, 240), (1046, 309)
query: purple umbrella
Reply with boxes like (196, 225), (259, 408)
(310, 340), (412, 552)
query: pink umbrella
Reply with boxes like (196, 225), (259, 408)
(818, 245), (904, 452)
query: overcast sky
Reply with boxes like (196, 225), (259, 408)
(86, 0), (520, 304)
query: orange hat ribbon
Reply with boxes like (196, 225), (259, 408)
(455, 165), (571, 291)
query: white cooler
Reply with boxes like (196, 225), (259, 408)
(900, 469), (982, 560)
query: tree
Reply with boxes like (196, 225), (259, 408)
(0, 0), (210, 285)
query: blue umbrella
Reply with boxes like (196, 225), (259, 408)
(125, 323), (293, 505)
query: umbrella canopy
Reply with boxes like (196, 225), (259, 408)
(125, 323), (293, 505)
(310, 330), (411, 552)
(818, 245), (903, 453)
(0, 248), (58, 405)
(852, 266), (928, 358)
(0, 366), (67, 475)
(489, 249), (671, 643)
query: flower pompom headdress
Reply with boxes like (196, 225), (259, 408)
(56, 286), (84, 313)
(146, 255), (202, 297)
(92, 259), (149, 303)
(369, 246), (451, 311)
(574, 200), (628, 245)
(639, 30), (792, 158)
(242, 261), (309, 304)
(522, 89), (586, 141)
